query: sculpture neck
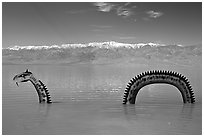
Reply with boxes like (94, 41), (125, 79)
(29, 75), (38, 85)
(28, 75), (52, 104)
(28, 75), (46, 103)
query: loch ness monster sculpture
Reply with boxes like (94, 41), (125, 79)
(13, 69), (52, 104)
(123, 70), (195, 104)
(13, 69), (195, 104)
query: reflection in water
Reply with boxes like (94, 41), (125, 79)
(122, 103), (200, 134)
(123, 104), (195, 121)
(181, 104), (194, 120)
(21, 104), (51, 131)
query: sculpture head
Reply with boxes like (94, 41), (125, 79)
(13, 69), (33, 86)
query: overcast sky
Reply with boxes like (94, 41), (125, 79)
(2, 2), (202, 47)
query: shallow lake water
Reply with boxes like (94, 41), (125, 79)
(2, 63), (202, 134)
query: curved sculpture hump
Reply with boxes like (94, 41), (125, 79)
(123, 70), (195, 104)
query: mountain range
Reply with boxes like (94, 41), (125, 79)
(5, 41), (167, 50)
(2, 41), (202, 65)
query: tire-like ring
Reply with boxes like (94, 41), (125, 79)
(123, 70), (195, 104)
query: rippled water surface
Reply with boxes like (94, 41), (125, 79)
(2, 64), (202, 134)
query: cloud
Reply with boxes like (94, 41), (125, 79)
(116, 6), (133, 17)
(93, 2), (133, 17)
(124, 2), (131, 6)
(93, 2), (115, 12)
(115, 3), (135, 17)
(146, 10), (163, 18)
(92, 3), (163, 22)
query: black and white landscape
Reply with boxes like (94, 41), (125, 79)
(2, 2), (202, 135)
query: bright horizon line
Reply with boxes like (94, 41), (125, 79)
(5, 41), (199, 51)
(4, 40), (200, 49)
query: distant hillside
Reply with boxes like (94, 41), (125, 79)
(2, 41), (202, 65)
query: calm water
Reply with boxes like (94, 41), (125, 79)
(2, 64), (202, 134)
